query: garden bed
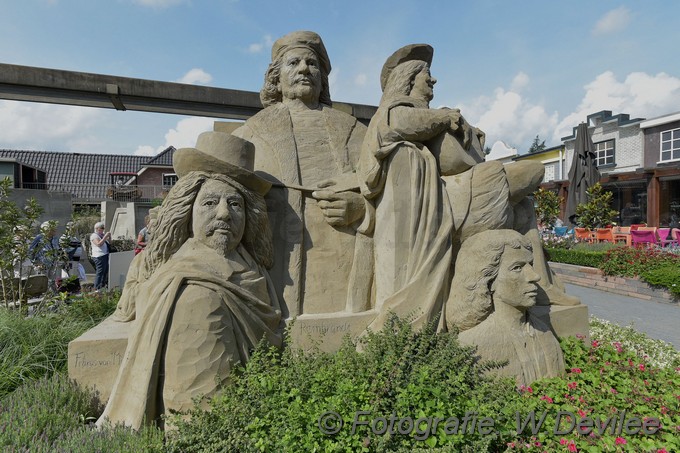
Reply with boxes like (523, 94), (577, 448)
(550, 261), (678, 305)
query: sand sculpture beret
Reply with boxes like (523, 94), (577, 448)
(271, 30), (331, 74)
(380, 43), (434, 91)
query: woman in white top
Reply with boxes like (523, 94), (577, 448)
(90, 221), (111, 290)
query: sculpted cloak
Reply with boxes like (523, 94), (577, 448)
(97, 239), (282, 429)
(358, 97), (454, 331)
(232, 103), (370, 316)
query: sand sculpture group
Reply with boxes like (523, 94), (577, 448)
(73, 31), (588, 429)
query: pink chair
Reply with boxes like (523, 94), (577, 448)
(630, 229), (658, 248)
(660, 228), (680, 247)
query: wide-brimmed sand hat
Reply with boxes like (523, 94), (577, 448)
(173, 131), (271, 196)
(380, 43), (434, 91)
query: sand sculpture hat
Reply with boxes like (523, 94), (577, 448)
(173, 131), (272, 196)
(271, 30), (331, 74)
(380, 43), (434, 91)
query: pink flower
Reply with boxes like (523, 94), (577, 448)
(613, 342), (623, 353)
(568, 382), (578, 390)
(658, 449), (668, 453)
(527, 386), (533, 393)
(592, 340), (599, 348)
(615, 437), (627, 445)
(610, 388), (618, 394)
(578, 409), (587, 417)
(540, 395), (554, 403)
(570, 368), (582, 374)
(560, 438), (567, 445)
(639, 363), (645, 371)
(568, 440), (577, 452)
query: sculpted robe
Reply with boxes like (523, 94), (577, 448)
(358, 97), (454, 331)
(457, 313), (565, 386)
(97, 239), (282, 429)
(232, 103), (369, 316)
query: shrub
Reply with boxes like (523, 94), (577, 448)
(575, 183), (619, 229)
(544, 247), (606, 268)
(0, 373), (100, 449)
(589, 317), (680, 369)
(640, 265), (680, 298)
(600, 247), (680, 278)
(0, 291), (117, 397)
(166, 316), (524, 452)
(533, 189), (562, 230)
(507, 333), (680, 453)
(0, 373), (163, 452)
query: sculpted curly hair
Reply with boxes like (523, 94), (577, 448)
(446, 229), (532, 331)
(141, 171), (273, 280)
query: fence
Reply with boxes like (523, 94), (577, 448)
(20, 183), (169, 203)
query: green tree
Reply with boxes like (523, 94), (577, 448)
(528, 135), (546, 153)
(533, 188), (562, 229)
(0, 177), (44, 307)
(575, 183), (619, 228)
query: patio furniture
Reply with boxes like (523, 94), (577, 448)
(660, 227), (680, 247)
(574, 228), (594, 243)
(612, 226), (631, 246)
(630, 229), (658, 248)
(554, 226), (569, 237)
(630, 224), (645, 231)
(595, 228), (614, 243)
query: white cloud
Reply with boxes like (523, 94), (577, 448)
(553, 71), (680, 142)
(593, 7), (632, 35)
(460, 73), (558, 152)
(510, 72), (530, 92)
(175, 68), (213, 85)
(354, 73), (368, 86)
(134, 116), (214, 156)
(0, 101), (100, 151)
(134, 145), (157, 156)
(246, 34), (273, 54)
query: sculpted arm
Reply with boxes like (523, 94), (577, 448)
(388, 105), (456, 141)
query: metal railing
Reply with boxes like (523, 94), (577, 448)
(20, 182), (170, 202)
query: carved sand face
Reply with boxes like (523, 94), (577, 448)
(192, 179), (246, 255)
(410, 66), (436, 102)
(278, 47), (322, 104)
(490, 246), (540, 309)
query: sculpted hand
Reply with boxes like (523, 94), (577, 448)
(312, 190), (365, 227)
(447, 108), (463, 132)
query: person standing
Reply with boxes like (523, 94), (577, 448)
(135, 215), (150, 255)
(90, 221), (111, 290)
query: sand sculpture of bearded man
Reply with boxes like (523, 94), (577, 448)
(97, 132), (283, 430)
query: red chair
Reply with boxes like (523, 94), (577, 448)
(574, 228), (593, 243)
(630, 224), (645, 231)
(630, 229), (658, 248)
(595, 228), (614, 243)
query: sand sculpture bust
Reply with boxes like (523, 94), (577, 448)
(96, 132), (282, 429)
(445, 229), (565, 386)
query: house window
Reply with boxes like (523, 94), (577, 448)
(594, 140), (615, 166)
(660, 128), (680, 162)
(163, 173), (178, 188)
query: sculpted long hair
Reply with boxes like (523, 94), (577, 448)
(447, 230), (532, 331)
(381, 60), (428, 103)
(141, 171), (273, 280)
(260, 57), (332, 107)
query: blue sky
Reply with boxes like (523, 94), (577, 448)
(2, 0), (680, 156)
